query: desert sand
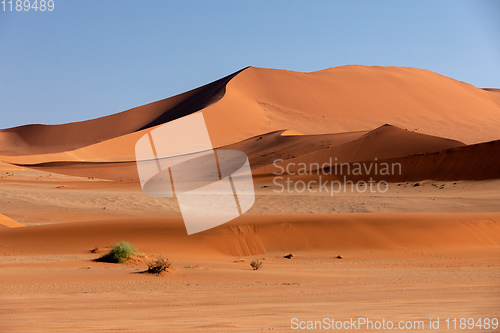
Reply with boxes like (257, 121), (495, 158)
(0, 66), (499, 332)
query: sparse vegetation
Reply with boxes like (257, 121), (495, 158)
(147, 256), (171, 274)
(250, 259), (263, 270)
(96, 241), (138, 263)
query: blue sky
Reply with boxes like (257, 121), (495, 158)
(0, 0), (499, 129)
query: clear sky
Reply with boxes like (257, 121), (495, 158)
(0, 0), (499, 129)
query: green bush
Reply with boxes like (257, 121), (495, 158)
(96, 241), (138, 263)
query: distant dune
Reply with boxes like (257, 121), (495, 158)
(1, 66), (499, 332)
(251, 124), (466, 176)
(0, 65), (499, 182)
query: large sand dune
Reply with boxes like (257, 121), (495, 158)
(6, 124), (498, 183)
(2, 65), (500, 163)
(1, 213), (499, 256)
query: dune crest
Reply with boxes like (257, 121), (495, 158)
(203, 65), (500, 146)
(2, 65), (500, 158)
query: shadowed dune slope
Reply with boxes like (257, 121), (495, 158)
(202, 66), (500, 147)
(253, 139), (500, 182)
(219, 130), (369, 169)
(256, 139), (500, 182)
(0, 214), (25, 228)
(483, 88), (500, 106)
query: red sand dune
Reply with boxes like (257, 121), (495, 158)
(0, 214), (25, 228)
(13, 124), (498, 183)
(268, 138), (500, 183)
(0, 213), (499, 257)
(0, 68), (246, 156)
(0, 66), (499, 183)
(0, 66), (499, 332)
(359, 139), (500, 182)
(203, 66), (500, 146)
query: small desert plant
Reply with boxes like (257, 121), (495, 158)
(250, 259), (263, 270)
(96, 241), (138, 263)
(147, 256), (171, 274)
